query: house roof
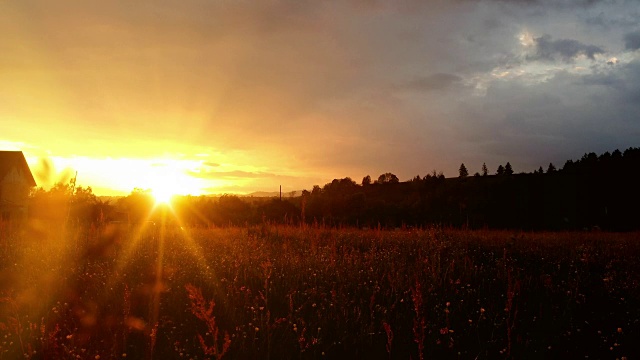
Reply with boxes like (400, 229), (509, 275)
(0, 151), (37, 187)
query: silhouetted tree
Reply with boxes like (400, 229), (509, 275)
(537, 166), (544, 174)
(481, 163), (488, 176)
(496, 165), (505, 175)
(311, 185), (322, 195)
(324, 178), (358, 193)
(362, 175), (372, 186)
(505, 162), (514, 175)
(424, 170), (437, 180)
(563, 159), (575, 171)
(612, 149), (622, 159)
(459, 163), (469, 178)
(547, 163), (556, 173)
(474, 172), (480, 177)
(376, 173), (399, 184)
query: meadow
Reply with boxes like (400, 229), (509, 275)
(0, 221), (638, 359)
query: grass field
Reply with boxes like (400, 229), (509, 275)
(1, 221), (638, 359)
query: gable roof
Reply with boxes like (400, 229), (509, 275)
(0, 151), (37, 187)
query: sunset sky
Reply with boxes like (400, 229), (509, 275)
(1, 0), (639, 196)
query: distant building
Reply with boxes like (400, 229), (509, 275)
(0, 151), (36, 221)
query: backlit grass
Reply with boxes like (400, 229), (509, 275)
(0, 222), (638, 359)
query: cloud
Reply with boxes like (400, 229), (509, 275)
(449, 60), (640, 171)
(586, 10), (640, 29)
(624, 30), (640, 50)
(528, 35), (605, 62)
(2, 0), (640, 192)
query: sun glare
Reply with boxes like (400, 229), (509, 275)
(149, 167), (183, 205)
(152, 186), (175, 205)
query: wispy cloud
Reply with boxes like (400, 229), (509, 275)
(527, 35), (605, 62)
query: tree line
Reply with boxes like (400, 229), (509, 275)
(27, 147), (640, 231)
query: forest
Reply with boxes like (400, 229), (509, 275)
(28, 147), (640, 231)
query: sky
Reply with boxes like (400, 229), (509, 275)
(1, 0), (639, 196)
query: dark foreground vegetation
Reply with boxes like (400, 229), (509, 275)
(28, 147), (640, 232)
(1, 223), (638, 359)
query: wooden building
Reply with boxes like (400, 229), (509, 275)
(0, 151), (36, 221)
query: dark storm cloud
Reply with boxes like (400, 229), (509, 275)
(451, 60), (640, 173)
(586, 11), (640, 29)
(529, 35), (605, 62)
(580, 61), (640, 103)
(624, 30), (640, 50)
(581, 72), (624, 88)
(2, 0), (640, 193)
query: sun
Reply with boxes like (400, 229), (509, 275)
(132, 159), (210, 204)
(150, 177), (180, 205)
(152, 186), (175, 205)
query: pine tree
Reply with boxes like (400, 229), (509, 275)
(505, 162), (513, 175)
(496, 165), (505, 175)
(481, 163), (488, 176)
(459, 163), (469, 178)
(547, 163), (556, 173)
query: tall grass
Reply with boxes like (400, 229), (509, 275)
(0, 220), (638, 359)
